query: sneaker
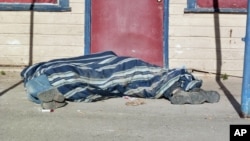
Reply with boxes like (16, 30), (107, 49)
(37, 88), (65, 103)
(41, 101), (67, 109)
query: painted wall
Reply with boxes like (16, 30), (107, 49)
(0, 0), (246, 77)
(0, 0), (84, 66)
(169, 0), (246, 77)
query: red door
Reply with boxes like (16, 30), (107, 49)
(91, 0), (164, 66)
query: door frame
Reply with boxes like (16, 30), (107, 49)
(84, 0), (169, 68)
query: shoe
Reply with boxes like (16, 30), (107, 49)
(170, 88), (220, 104)
(41, 101), (67, 109)
(170, 89), (206, 104)
(190, 88), (220, 103)
(38, 88), (65, 103)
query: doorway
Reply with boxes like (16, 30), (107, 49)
(85, 0), (169, 67)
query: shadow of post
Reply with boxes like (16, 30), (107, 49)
(0, 80), (23, 96)
(0, 2), (34, 96)
(213, 0), (242, 117)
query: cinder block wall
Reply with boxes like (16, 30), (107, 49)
(0, 0), (246, 76)
(0, 0), (84, 66)
(169, 0), (246, 77)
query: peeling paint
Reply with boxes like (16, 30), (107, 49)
(7, 39), (21, 45)
(175, 44), (182, 48)
(175, 44), (183, 54)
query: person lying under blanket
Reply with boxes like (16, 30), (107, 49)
(20, 51), (220, 109)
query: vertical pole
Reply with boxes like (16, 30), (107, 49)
(84, 0), (91, 55)
(163, 0), (169, 68)
(28, 1), (35, 66)
(241, 0), (250, 118)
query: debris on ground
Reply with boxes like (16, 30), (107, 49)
(123, 96), (145, 106)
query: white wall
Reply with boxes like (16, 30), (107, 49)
(0, 0), (85, 66)
(169, 0), (246, 76)
(0, 0), (247, 76)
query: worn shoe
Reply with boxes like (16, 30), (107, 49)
(170, 89), (206, 104)
(41, 101), (67, 109)
(190, 88), (220, 103)
(37, 88), (65, 103)
(170, 88), (220, 104)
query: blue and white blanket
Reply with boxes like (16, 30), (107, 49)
(21, 51), (202, 102)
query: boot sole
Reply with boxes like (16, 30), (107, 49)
(38, 88), (65, 103)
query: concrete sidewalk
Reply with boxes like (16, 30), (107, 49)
(0, 70), (249, 141)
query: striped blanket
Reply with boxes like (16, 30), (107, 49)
(21, 51), (202, 102)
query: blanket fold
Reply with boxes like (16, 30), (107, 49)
(21, 51), (202, 103)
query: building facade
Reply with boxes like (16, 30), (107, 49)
(0, 0), (246, 76)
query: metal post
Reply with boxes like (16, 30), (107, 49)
(163, 0), (169, 68)
(241, 0), (250, 118)
(84, 0), (91, 55)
